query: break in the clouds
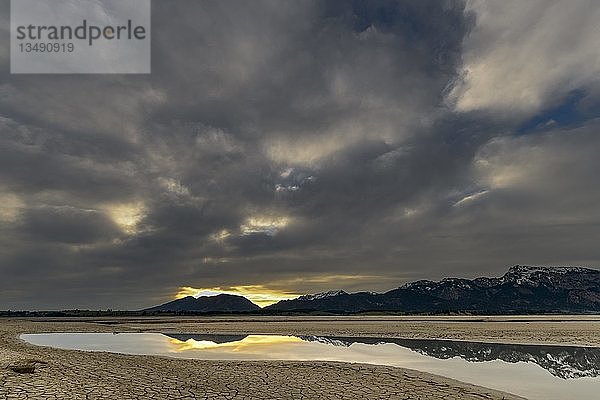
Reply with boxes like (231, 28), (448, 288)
(1, 0), (600, 309)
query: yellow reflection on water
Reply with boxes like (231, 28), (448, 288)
(168, 335), (303, 353)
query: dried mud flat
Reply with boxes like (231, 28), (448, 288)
(3, 316), (599, 400)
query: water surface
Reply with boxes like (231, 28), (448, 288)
(21, 333), (600, 400)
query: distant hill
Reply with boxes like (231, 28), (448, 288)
(265, 265), (600, 314)
(145, 294), (260, 312)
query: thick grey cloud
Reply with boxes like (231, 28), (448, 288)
(448, 0), (600, 118)
(1, 0), (599, 310)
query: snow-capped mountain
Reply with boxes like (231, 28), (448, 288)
(265, 265), (600, 313)
(297, 290), (348, 301)
(501, 265), (596, 286)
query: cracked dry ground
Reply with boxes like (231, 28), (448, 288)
(0, 320), (523, 400)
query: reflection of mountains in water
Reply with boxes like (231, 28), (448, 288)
(300, 335), (600, 380)
(161, 333), (600, 379)
(163, 333), (249, 344)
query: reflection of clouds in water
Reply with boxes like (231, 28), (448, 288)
(165, 333), (600, 380)
(299, 336), (600, 380)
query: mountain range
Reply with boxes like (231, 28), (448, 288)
(146, 265), (600, 314)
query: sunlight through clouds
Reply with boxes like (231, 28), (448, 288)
(175, 285), (301, 307)
(0, 190), (24, 223)
(240, 216), (291, 236)
(105, 202), (146, 234)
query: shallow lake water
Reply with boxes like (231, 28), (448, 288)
(21, 333), (600, 400)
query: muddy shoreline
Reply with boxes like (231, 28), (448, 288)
(4, 315), (598, 399)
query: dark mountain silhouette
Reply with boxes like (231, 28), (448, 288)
(163, 333), (249, 343)
(145, 294), (260, 312)
(266, 265), (600, 313)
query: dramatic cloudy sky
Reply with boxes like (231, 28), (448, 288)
(1, 0), (600, 309)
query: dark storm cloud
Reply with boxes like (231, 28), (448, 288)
(1, 0), (600, 310)
(19, 205), (120, 244)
